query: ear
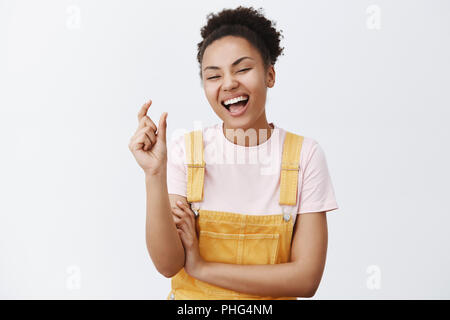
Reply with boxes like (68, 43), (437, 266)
(266, 65), (275, 88)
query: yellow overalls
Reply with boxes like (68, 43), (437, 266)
(167, 128), (304, 300)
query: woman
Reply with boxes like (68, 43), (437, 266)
(128, 6), (338, 300)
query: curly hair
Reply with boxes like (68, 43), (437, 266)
(197, 6), (285, 80)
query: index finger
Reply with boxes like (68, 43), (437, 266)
(137, 100), (152, 122)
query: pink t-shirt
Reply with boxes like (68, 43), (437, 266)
(167, 122), (338, 225)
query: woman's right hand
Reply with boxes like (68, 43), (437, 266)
(128, 100), (168, 176)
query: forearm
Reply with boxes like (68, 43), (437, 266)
(195, 260), (316, 298)
(145, 169), (185, 277)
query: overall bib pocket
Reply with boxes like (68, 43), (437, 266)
(199, 230), (280, 265)
(195, 230), (280, 295)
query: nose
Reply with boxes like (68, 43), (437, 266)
(222, 72), (238, 91)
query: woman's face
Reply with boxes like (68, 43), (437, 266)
(201, 36), (275, 130)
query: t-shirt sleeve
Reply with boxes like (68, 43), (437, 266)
(298, 140), (338, 214)
(166, 134), (187, 197)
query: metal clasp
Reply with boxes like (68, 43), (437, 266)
(190, 202), (200, 217)
(282, 205), (295, 222)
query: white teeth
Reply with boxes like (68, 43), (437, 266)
(224, 95), (248, 106)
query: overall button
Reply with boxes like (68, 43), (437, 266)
(283, 213), (291, 222)
(169, 292), (175, 300)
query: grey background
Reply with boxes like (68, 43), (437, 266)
(0, 0), (449, 299)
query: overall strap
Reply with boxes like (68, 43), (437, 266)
(279, 131), (304, 206)
(184, 130), (205, 202)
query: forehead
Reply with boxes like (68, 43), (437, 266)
(202, 36), (259, 67)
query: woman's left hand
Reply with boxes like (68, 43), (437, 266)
(172, 201), (204, 278)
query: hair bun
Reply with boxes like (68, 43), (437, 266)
(197, 6), (285, 79)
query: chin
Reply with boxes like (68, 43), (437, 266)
(224, 118), (254, 130)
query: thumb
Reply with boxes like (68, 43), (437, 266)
(157, 112), (168, 143)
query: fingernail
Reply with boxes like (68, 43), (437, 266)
(176, 201), (182, 205)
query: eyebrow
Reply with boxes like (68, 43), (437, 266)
(203, 56), (254, 72)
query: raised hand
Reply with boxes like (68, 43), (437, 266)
(128, 99), (168, 176)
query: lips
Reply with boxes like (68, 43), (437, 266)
(220, 94), (250, 107)
(221, 95), (249, 110)
(222, 96), (250, 117)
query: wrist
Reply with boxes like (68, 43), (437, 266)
(193, 258), (208, 280)
(144, 166), (167, 179)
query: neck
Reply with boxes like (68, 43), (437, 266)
(222, 114), (274, 147)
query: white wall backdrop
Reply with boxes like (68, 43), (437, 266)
(1, 0), (449, 299)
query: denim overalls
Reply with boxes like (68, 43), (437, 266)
(167, 128), (304, 300)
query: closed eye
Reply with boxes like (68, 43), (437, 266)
(206, 68), (252, 80)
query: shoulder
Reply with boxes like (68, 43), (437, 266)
(278, 127), (320, 158)
(278, 127), (327, 171)
(301, 136), (321, 158)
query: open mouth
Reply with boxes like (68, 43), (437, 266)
(221, 96), (250, 116)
